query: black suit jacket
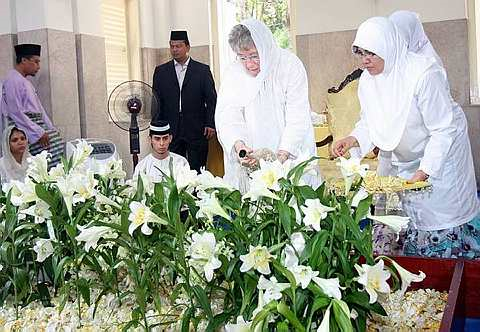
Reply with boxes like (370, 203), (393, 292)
(152, 58), (217, 146)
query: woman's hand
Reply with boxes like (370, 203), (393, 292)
(332, 136), (358, 157)
(276, 150), (290, 163)
(234, 141), (257, 167)
(408, 170), (429, 183)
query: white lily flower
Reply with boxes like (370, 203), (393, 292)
(289, 264), (319, 289)
(3, 178), (38, 207)
(56, 174), (77, 216)
(188, 232), (222, 282)
(337, 156), (369, 194)
(27, 150), (51, 183)
(19, 199), (52, 224)
(95, 192), (122, 209)
(313, 277), (343, 300)
(197, 169), (234, 191)
(195, 192), (231, 222)
(243, 181), (280, 201)
(128, 201), (168, 236)
(76, 226), (118, 252)
(355, 260), (391, 304)
(71, 140), (93, 169)
(257, 275), (289, 303)
(173, 164), (198, 190)
(368, 214), (410, 234)
(283, 232), (305, 269)
(249, 159), (287, 191)
(225, 316), (252, 332)
(240, 245), (275, 275)
(94, 159), (126, 179)
(317, 304), (331, 332)
(351, 187), (369, 208)
(301, 199), (335, 231)
(33, 238), (54, 262)
(72, 172), (98, 203)
(288, 196), (302, 225)
(48, 163), (66, 181)
(46, 219), (56, 241)
(377, 256), (426, 295)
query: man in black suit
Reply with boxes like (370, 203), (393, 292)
(152, 30), (217, 173)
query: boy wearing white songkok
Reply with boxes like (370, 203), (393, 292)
(133, 120), (189, 182)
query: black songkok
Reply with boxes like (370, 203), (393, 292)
(170, 30), (189, 43)
(14, 44), (41, 58)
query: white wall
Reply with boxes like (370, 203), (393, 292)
(0, 0), (16, 34)
(139, 0), (210, 48)
(15, 0), (74, 32)
(295, 0), (467, 35)
(72, 0), (103, 36)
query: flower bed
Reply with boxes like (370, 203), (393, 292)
(0, 145), (428, 330)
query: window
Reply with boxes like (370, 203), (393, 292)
(102, 0), (131, 97)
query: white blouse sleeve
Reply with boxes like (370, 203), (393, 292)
(416, 68), (456, 178)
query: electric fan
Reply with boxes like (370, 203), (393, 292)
(107, 80), (158, 168)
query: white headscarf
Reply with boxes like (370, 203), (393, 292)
(0, 126), (31, 183)
(389, 10), (443, 67)
(216, 18), (292, 152)
(353, 17), (435, 151)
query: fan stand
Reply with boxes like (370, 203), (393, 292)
(127, 97), (141, 169)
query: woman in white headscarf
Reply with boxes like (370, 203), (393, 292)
(377, 10), (448, 177)
(215, 18), (320, 191)
(0, 125), (30, 184)
(333, 17), (480, 259)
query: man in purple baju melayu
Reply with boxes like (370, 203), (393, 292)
(0, 44), (63, 167)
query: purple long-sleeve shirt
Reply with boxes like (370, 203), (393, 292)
(0, 69), (54, 144)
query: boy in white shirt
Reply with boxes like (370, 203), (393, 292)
(133, 120), (189, 182)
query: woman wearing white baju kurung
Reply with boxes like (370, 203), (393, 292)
(215, 19), (320, 191)
(0, 125), (31, 184)
(334, 17), (480, 258)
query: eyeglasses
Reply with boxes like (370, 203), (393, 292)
(236, 53), (260, 63)
(352, 46), (377, 59)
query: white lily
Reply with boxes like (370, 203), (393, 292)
(283, 232), (305, 269)
(19, 199), (52, 224)
(225, 316), (252, 332)
(249, 159), (287, 191)
(71, 140), (93, 169)
(72, 172), (98, 203)
(368, 213), (410, 234)
(33, 238), (54, 262)
(243, 181), (280, 201)
(94, 159), (126, 179)
(289, 264), (319, 289)
(95, 192), (122, 209)
(128, 201), (168, 236)
(76, 226), (118, 252)
(301, 199), (335, 231)
(257, 275), (289, 303)
(46, 219), (56, 241)
(195, 192), (231, 222)
(317, 304), (331, 332)
(377, 256), (426, 295)
(240, 245), (275, 275)
(197, 169), (234, 191)
(173, 164), (198, 190)
(48, 163), (66, 181)
(188, 232), (222, 282)
(355, 260), (391, 304)
(56, 174), (77, 216)
(313, 277), (343, 300)
(337, 156), (369, 194)
(351, 187), (369, 208)
(26, 150), (51, 183)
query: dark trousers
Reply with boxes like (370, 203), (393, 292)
(170, 138), (208, 173)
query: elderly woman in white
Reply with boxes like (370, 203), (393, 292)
(215, 19), (320, 191)
(333, 17), (480, 258)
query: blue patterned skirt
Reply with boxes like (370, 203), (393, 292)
(403, 214), (480, 259)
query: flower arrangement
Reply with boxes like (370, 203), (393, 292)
(0, 142), (425, 331)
